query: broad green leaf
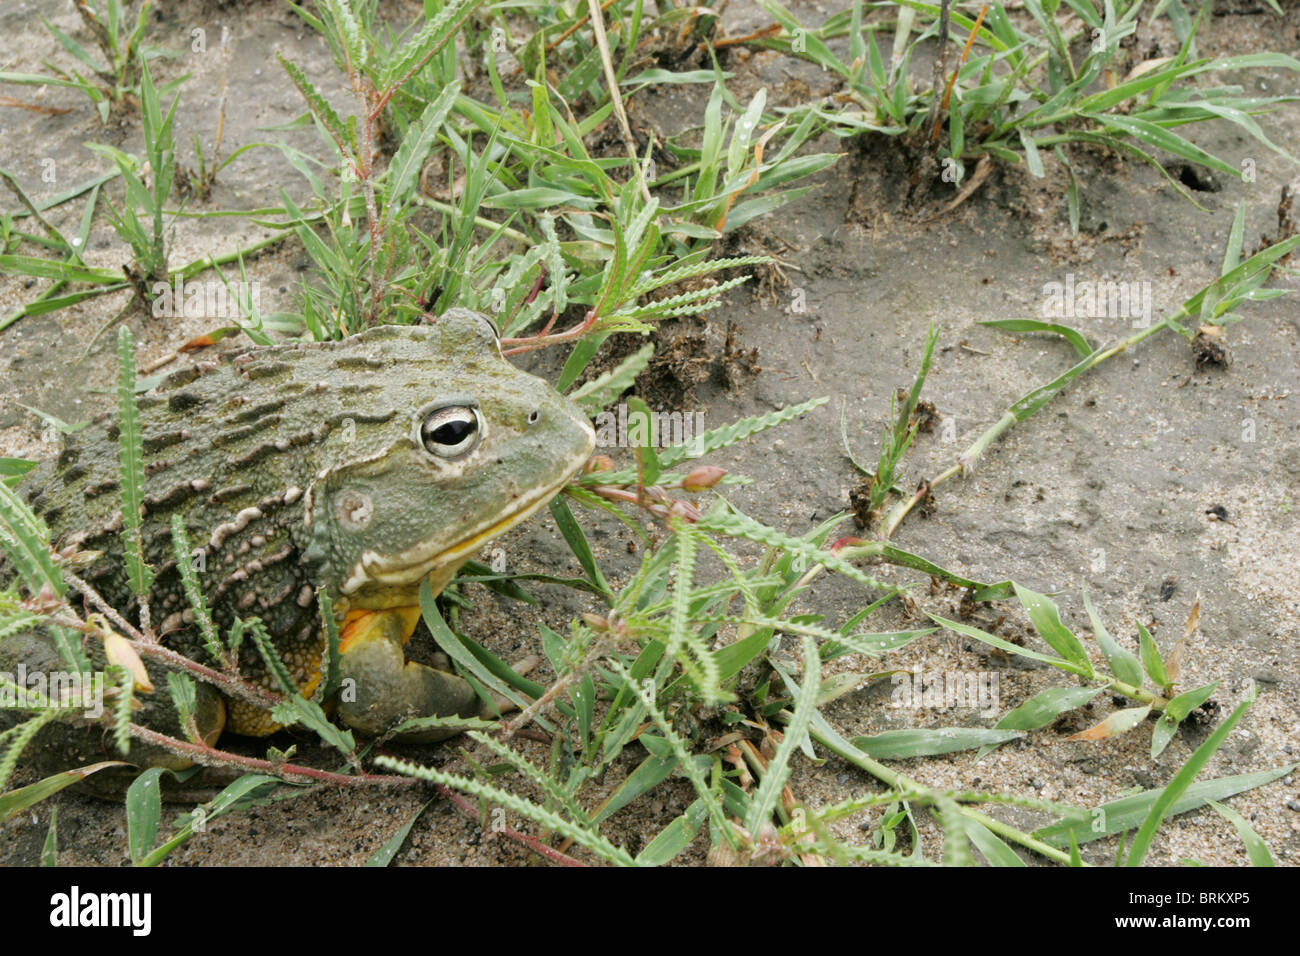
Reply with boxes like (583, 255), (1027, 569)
(591, 748), (678, 824)
(0, 762), (129, 822)
(1035, 762), (1296, 847)
(852, 728), (1023, 760)
(40, 806), (58, 867)
(127, 767), (167, 865)
(1013, 583), (1093, 677)
(979, 319), (1092, 357)
(1126, 685), (1258, 865)
(548, 496), (611, 598)
(1152, 681), (1219, 758)
(1208, 799), (1273, 867)
(635, 798), (707, 866)
(996, 686), (1101, 731)
(928, 614), (1085, 675)
(1137, 622), (1170, 690)
(963, 816), (1027, 866)
(1083, 589), (1142, 687)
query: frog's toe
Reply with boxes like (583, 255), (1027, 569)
(336, 610), (480, 743)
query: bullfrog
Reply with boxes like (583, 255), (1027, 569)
(0, 309), (595, 772)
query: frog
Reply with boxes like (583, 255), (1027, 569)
(0, 309), (595, 775)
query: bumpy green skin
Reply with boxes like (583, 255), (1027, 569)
(2, 310), (594, 768)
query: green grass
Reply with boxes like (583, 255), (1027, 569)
(0, 0), (172, 124)
(753, 0), (1300, 225)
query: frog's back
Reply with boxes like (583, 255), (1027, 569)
(7, 327), (447, 683)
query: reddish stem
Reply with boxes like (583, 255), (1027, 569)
(501, 309), (600, 356)
(128, 724), (417, 788)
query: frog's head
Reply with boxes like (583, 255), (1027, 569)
(303, 310), (595, 606)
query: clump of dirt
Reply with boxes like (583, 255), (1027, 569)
(848, 474), (877, 529)
(1193, 324), (1232, 367)
(579, 308), (760, 412)
(844, 133), (924, 227)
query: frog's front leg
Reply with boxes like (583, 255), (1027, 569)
(335, 607), (491, 742)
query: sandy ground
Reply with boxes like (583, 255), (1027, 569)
(0, 0), (1297, 866)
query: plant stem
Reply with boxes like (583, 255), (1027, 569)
(127, 723), (415, 787)
(881, 317), (1178, 538)
(789, 710), (1081, 865)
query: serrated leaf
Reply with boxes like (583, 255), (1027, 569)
(569, 343), (653, 414)
(381, 0), (482, 90)
(0, 482), (64, 596)
(657, 397), (828, 467)
(276, 52), (349, 151)
(386, 85), (459, 211)
(116, 327), (152, 598)
(170, 515), (221, 663)
(166, 672), (198, 742)
(698, 505), (899, 595)
(745, 636), (819, 833)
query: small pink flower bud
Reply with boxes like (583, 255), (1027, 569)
(682, 465), (726, 492)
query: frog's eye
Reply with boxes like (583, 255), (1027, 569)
(420, 406), (482, 459)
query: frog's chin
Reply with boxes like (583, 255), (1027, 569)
(338, 454), (591, 603)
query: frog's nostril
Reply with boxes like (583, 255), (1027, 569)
(527, 409), (541, 425)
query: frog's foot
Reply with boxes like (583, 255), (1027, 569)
(336, 608), (489, 743)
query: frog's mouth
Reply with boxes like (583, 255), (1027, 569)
(339, 445), (593, 601)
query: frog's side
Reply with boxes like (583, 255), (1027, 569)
(0, 309), (594, 771)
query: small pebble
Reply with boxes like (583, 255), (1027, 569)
(1286, 799), (1300, 812)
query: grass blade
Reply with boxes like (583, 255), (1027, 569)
(1125, 684), (1257, 865)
